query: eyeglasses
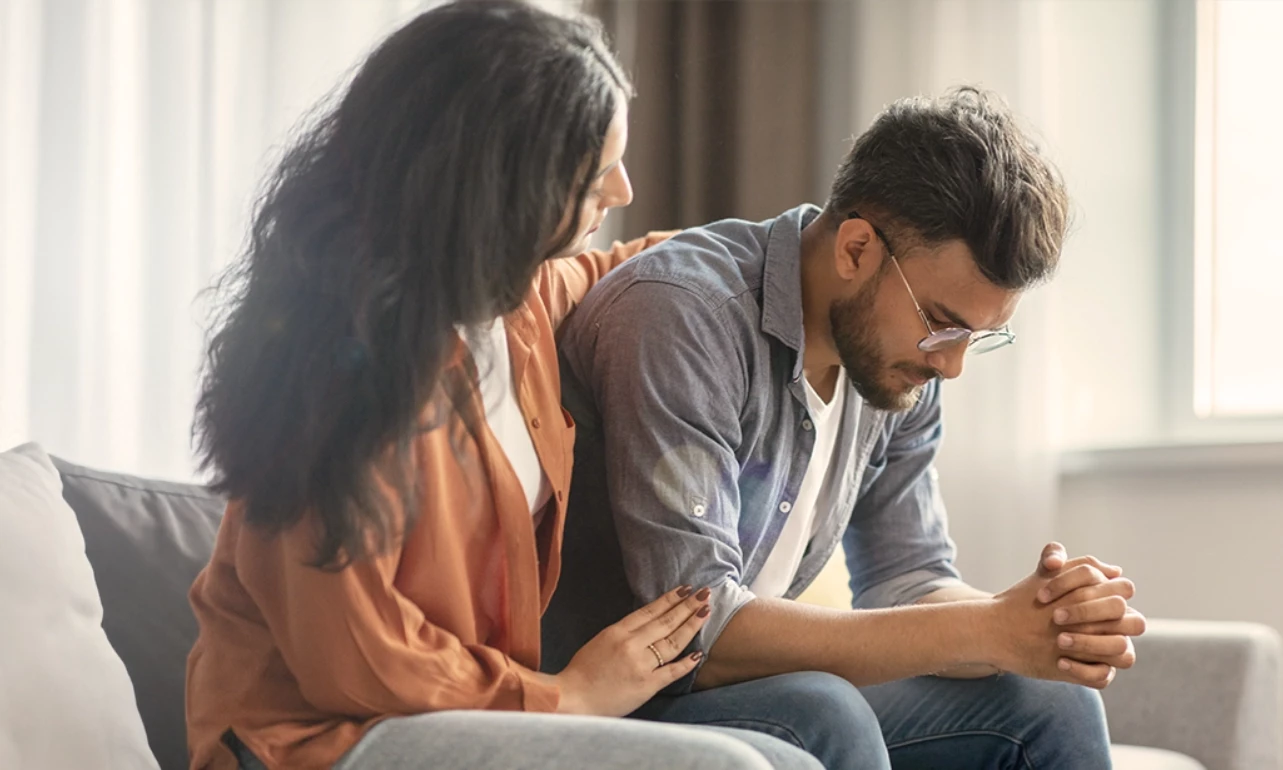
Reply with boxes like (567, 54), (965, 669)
(848, 211), (1014, 355)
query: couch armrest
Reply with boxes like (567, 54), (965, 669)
(1101, 619), (1281, 770)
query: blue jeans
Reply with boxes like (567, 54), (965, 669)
(631, 671), (1112, 770)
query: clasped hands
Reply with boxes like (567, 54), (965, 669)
(991, 542), (1146, 689)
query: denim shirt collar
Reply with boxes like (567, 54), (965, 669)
(759, 203), (824, 383)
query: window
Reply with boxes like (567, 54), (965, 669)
(1192, 0), (1283, 417)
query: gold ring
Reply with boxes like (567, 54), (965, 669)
(647, 643), (665, 667)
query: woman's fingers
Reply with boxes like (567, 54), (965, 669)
(653, 650), (705, 684)
(648, 602), (711, 665)
(617, 585), (695, 632)
(637, 586), (710, 641)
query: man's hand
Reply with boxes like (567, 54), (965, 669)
(988, 543), (1144, 689)
(1036, 541), (1121, 582)
(1034, 542), (1146, 675)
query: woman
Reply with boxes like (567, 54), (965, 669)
(186, 2), (820, 769)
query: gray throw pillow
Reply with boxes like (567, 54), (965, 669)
(53, 457), (224, 770)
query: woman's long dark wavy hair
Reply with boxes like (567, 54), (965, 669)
(196, 0), (631, 569)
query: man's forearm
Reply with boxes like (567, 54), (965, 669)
(915, 584), (1002, 678)
(695, 595), (1000, 690)
(917, 583), (992, 604)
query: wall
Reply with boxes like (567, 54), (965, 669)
(1058, 452), (1283, 646)
(1060, 454), (1283, 756)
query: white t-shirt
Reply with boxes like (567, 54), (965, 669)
(460, 317), (553, 515)
(749, 367), (850, 598)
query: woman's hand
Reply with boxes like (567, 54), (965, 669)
(554, 585), (711, 717)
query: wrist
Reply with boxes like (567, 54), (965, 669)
(971, 597), (1011, 671)
(549, 672), (589, 716)
(930, 597), (1006, 672)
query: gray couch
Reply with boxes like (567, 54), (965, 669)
(53, 456), (1281, 770)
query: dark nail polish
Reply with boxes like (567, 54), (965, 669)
(695, 587), (711, 601)
(696, 605), (711, 618)
(676, 585), (693, 598)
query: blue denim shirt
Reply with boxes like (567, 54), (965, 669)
(541, 205), (961, 690)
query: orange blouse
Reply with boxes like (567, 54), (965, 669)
(186, 233), (671, 770)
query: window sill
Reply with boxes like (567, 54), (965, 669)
(1058, 440), (1283, 477)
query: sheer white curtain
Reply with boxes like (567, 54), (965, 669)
(0, 0), (575, 481)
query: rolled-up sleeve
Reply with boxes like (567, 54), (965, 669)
(843, 379), (963, 609)
(568, 279), (756, 687)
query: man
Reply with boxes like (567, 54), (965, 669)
(543, 88), (1145, 769)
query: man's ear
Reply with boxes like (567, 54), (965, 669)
(835, 217), (876, 280)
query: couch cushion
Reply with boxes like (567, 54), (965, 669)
(53, 456), (224, 770)
(1112, 744), (1208, 770)
(0, 444), (160, 768)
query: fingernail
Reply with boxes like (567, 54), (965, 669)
(1037, 589), (1051, 603)
(695, 587), (711, 601)
(1058, 633), (1073, 649)
(696, 605), (711, 618)
(1058, 658), (1071, 671)
(691, 651), (704, 662)
(1054, 608), (1069, 624)
(676, 585), (693, 598)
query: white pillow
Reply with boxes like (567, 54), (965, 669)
(0, 443), (159, 769)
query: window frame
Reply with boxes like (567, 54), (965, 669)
(1162, 0), (1283, 442)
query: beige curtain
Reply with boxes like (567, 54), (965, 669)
(586, 0), (825, 234)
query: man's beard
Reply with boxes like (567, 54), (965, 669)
(829, 273), (939, 412)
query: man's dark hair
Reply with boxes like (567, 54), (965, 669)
(825, 86), (1069, 290)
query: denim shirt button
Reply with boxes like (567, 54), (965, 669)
(779, 501), (792, 513)
(801, 419), (813, 431)
(692, 503), (707, 517)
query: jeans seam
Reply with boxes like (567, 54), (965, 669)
(668, 718), (808, 750)
(885, 729), (1034, 770)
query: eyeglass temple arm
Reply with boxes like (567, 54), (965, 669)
(887, 254), (935, 332)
